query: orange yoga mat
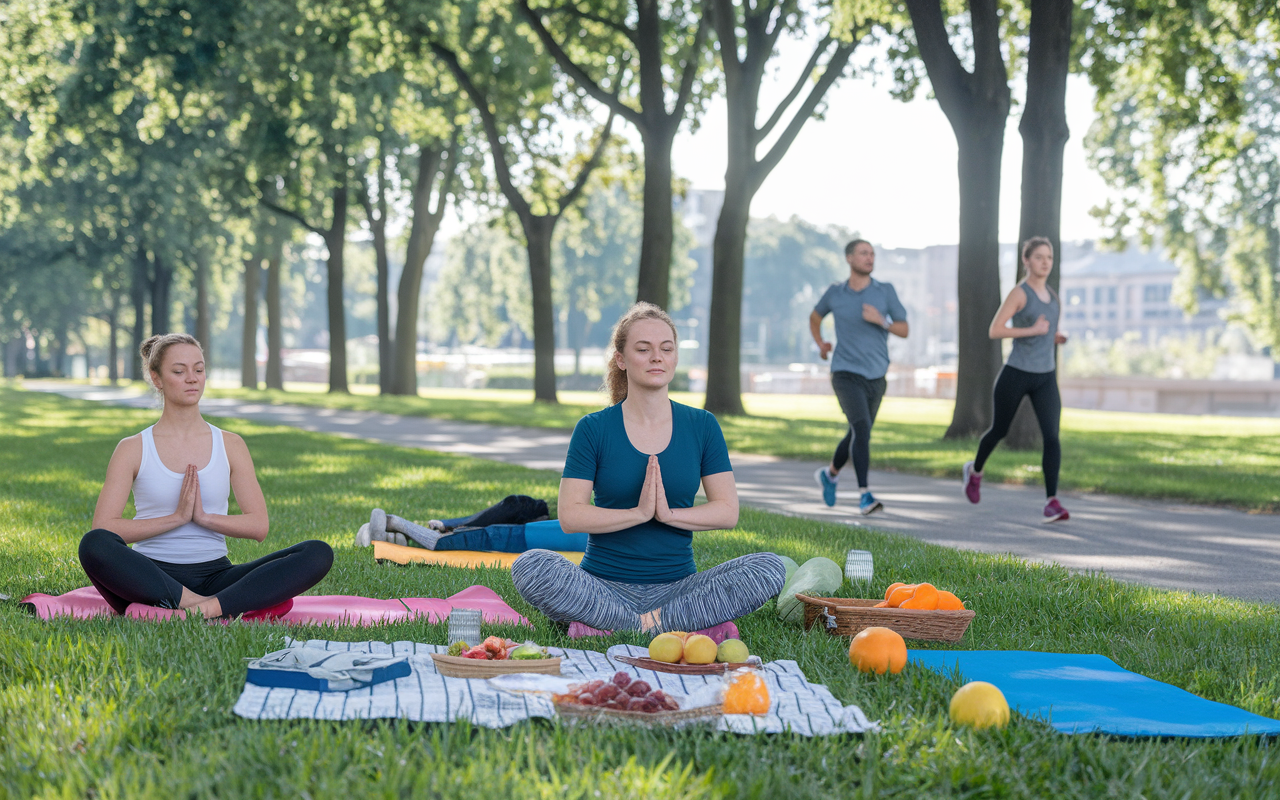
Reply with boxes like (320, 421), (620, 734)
(372, 541), (584, 568)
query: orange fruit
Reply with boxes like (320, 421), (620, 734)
(900, 583), (939, 610)
(886, 584), (917, 608)
(873, 601), (890, 608)
(936, 590), (965, 610)
(723, 671), (770, 714)
(849, 627), (908, 674)
(883, 582), (906, 601)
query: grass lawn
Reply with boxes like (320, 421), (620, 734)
(195, 381), (1280, 512)
(2, 386), (1278, 798)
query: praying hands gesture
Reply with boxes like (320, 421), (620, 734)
(636, 455), (675, 524)
(175, 464), (200, 524)
(176, 464), (213, 528)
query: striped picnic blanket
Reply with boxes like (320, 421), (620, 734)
(232, 639), (878, 736)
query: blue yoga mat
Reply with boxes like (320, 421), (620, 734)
(909, 649), (1280, 738)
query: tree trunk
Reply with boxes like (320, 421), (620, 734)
(325, 182), (350, 394)
(1006, 0), (1073, 450)
(704, 183), (752, 416)
(151, 253), (172, 336)
(903, 0), (1011, 439)
(391, 148), (449, 395)
(944, 120), (1007, 439)
(368, 170), (393, 394)
(107, 289), (120, 384)
(130, 244), (149, 380)
(241, 251), (262, 389)
(525, 215), (559, 404)
(635, 133), (675, 309)
(195, 250), (211, 357)
(3, 336), (21, 378)
(265, 236), (284, 390)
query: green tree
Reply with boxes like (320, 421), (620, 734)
(1086, 7), (1279, 351)
(432, 221), (531, 348)
(519, 0), (715, 310)
(555, 164), (645, 374)
(702, 0), (871, 416)
(430, 2), (615, 403)
(234, 0), (384, 393)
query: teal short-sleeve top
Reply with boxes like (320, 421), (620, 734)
(562, 400), (733, 584)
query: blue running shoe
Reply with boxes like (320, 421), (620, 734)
(814, 467), (838, 507)
(859, 491), (883, 515)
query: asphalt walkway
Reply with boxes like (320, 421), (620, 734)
(29, 382), (1280, 604)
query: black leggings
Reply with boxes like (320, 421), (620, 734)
(973, 365), (1061, 497)
(438, 494), (549, 531)
(831, 371), (887, 488)
(78, 529), (333, 617)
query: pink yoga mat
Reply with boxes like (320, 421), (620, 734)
(19, 584), (529, 627)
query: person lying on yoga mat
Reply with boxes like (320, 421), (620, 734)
(356, 494), (588, 553)
(78, 333), (333, 619)
(512, 303), (786, 635)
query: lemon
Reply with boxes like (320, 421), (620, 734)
(949, 681), (1010, 729)
(716, 638), (750, 663)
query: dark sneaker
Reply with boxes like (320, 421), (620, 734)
(814, 467), (838, 507)
(859, 492), (883, 515)
(1042, 498), (1069, 523)
(962, 461), (982, 504)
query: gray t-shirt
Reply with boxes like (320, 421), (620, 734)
(1005, 281), (1059, 373)
(813, 278), (908, 380)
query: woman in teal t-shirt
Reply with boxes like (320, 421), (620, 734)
(512, 304), (785, 635)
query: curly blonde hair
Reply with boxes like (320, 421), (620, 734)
(604, 302), (679, 406)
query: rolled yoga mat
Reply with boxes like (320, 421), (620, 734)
(522, 520), (589, 552)
(373, 540), (584, 568)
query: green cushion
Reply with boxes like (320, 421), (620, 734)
(777, 555), (800, 584)
(776, 557), (844, 624)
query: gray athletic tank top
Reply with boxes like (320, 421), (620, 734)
(1006, 282), (1059, 373)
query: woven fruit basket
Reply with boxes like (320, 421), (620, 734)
(796, 594), (975, 642)
(429, 653), (562, 678)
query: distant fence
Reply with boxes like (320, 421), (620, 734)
(1059, 376), (1280, 416)
(738, 366), (1280, 416)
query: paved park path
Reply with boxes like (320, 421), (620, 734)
(29, 382), (1279, 605)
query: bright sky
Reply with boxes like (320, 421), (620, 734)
(669, 43), (1118, 250)
(437, 37), (1121, 252)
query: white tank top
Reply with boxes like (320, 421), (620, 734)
(130, 423), (230, 564)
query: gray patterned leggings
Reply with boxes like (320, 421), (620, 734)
(511, 549), (786, 633)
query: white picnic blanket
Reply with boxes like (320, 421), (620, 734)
(232, 639), (878, 736)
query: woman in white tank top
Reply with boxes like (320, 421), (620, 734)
(78, 333), (332, 618)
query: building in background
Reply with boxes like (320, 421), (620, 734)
(1057, 241), (1227, 344)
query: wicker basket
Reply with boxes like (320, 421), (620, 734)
(796, 594), (975, 642)
(555, 700), (722, 728)
(429, 653), (562, 678)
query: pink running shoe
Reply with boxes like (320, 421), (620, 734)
(962, 461), (982, 504)
(692, 620), (740, 645)
(1042, 498), (1069, 523)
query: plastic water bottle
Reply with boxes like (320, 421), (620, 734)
(845, 549), (874, 583)
(447, 608), (483, 646)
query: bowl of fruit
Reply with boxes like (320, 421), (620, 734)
(430, 637), (561, 678)
(552, 671), (722, 727)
